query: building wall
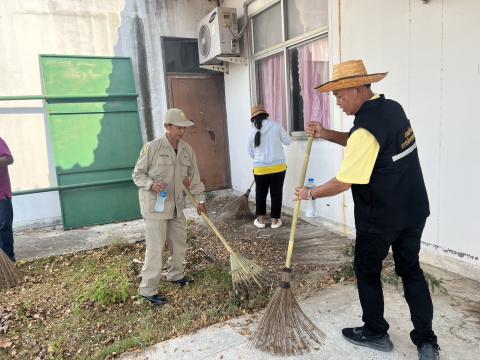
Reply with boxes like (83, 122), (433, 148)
(223, 0), (480, 279)
(2, 0), (479, 278)
(0, 0), (215, 228)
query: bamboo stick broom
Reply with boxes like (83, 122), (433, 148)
(0, 249), (21, 289)
(250, 136), (326, 355)
(219, 179), (255, 220)
(183, 185), (270, 291)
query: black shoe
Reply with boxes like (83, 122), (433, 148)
(418, 343), (440, 360)
(342, 326), (394, 352)
(141, 294), (167, 306)
(169, 276), (194, 287)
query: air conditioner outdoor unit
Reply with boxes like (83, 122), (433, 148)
(197, 7), (240, 65)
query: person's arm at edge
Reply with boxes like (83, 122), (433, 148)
(0, 154), (14, 166)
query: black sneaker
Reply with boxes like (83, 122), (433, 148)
(418, 343), (440, 360)
(342, 326), (394, 352)
(141, 294), (167, 306)
(169, 276), (194, 287)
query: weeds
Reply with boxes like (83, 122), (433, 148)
(424, 272), (448, 294)
(343, 242), (355, 258)
(381, 269), (447, 294)
(76, 267), (132, 308)
(205, 191), (215, 201)
(381, 270), (402, 290)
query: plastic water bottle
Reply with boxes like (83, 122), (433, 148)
(155, 191), (168, 212)
(305, 178), (316, 218)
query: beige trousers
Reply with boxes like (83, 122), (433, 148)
(139, 216), (187, 296)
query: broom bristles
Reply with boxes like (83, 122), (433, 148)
(230, 253), (271, 290)
(250, 271), (326, 355)
(0, 250), (21, 289)
(220, 192), (254, 220)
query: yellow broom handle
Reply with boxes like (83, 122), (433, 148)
(285, 136), (314, 269)
(183, 186), (235, 254)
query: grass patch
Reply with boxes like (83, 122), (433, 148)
(75, 267), (132, 308)
(0, 241), (270, 359)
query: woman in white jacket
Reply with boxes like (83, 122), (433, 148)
(247, 105), (292, 229)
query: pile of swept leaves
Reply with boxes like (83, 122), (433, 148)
(0, 197), (353, 359)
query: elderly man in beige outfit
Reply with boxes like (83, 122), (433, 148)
(133, 108), (207, 305)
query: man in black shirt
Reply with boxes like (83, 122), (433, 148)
(295, 60), (439, 360)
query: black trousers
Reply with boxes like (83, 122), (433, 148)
(354, 219), (437, 346)
(254, 170), (286, 219)
(0, 197), (15, 261)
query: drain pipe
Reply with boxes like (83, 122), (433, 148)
(233, 0), (256, 40)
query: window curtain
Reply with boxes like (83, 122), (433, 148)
(257, 52), (287, 129)
(298, 37), (330, 129)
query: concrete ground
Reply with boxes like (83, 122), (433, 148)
(13, 206), (480, 360)
(118, 267), (480, 360)
(14, 219), (145, 261)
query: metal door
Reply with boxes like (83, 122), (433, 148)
(168, 74), (231, 191)
(40, 55), (142, 229)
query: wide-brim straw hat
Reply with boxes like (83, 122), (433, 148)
(315, 59), (388, 92)
(164, 108), (194, 127)
(250, 104), (269, 119)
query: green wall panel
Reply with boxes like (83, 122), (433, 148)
(40, 55), (142, 229)
(40, 55), (136, 96)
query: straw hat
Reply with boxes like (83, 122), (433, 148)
(315, 60), (388, 92)
(164, 108), (194, 127)
(250, 104), (269, 119)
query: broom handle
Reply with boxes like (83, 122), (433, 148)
(183, 185), (235, 254)
(285, 136), (314, 269)
(248, 179), (255, 190)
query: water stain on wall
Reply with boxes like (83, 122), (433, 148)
(133, 15), (154, 141)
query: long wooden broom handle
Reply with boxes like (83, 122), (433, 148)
(285, 136), (314, 269)
(183, 185), (235, 254)
(248, 179), (255, 190)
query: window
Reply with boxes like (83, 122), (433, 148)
(289, 37), (329, 131)
(162, 38), (208, 74)
(251, 0), (329, 134)
(256, 52), (287, 129)
(252, 3), (282, 53)
(286, 0), (329, 39)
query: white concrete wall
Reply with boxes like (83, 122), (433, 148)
(222, 0), (480, 278)
(114, 0), (214, 140)
(0, 0), (127, 228)
(1, 0), (216, 228)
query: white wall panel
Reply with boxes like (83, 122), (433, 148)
(439, 0), (480, 261)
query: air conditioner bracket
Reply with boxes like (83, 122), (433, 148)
(217, 56), (247, 65)
(200, 63), (228, 74)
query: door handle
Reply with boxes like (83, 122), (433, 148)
(201, 112), (217, 146)
(207, 128), (216, 144)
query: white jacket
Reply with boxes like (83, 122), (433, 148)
(247, 119), (292, 168)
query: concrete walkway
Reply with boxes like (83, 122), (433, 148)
(120, 276), (479, 360)
(12, 205), (480, 360)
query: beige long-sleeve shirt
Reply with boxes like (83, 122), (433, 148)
(132, 136), (205, 220)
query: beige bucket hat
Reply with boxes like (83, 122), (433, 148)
(164, 108), (195, 127)
(250, 104), (269, 120)
(315, 59), (388, 92)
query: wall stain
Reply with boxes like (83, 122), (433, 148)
(133, 15), (154, 141)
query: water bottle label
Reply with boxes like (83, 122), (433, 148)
(155, 191), (168, 212)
